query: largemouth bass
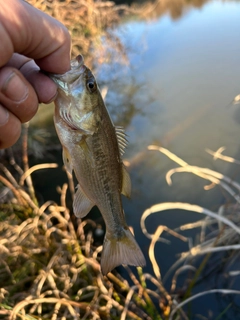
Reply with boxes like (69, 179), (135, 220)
(50, 55), (146, 275)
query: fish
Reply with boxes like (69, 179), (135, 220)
(50, 55), (146, 275)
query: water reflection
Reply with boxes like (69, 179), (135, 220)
(116, 0), (211, 21)
(95, 1), (240, 317)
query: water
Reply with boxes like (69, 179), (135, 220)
(32, 1), (240, 318)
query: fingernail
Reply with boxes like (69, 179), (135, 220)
(0, 104), (9, 126)
(2, 72), (28, 102)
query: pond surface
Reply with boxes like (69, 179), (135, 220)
(32, 0), (240, 318)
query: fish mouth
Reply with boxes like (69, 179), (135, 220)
(70, 55), (84, 70)
(48, 55), (87, 85)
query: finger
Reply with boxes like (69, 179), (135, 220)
(0, 67), (39, 123)
(20, 60), (58, 104)
(0, 0), (71, 73)
(7, 54), (58, 104)
(0, 105), (21, 149)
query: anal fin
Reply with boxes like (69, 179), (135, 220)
(73, 184), (94, 218)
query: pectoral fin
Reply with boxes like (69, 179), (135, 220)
(62, 147), (73, 174)
(73, 184), (94, 218)
(78, 137), (94, 166)
(121, 165), (131, 198)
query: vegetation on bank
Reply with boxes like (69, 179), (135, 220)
(0, 128), (167, 319)
(2, 129), (240, 319)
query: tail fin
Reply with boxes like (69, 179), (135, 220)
(101, 228), (146, 275)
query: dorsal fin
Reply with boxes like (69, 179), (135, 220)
(115, 126), (128, 156)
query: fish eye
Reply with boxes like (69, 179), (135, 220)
(87, 80), (97, 93)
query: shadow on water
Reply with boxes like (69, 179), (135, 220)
(28, 0), (240, 318)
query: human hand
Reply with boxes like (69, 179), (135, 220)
(0, 0), (71, 149)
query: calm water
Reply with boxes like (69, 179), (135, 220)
(32, 1), (240, 318)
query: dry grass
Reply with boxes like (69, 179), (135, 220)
(145, 145), (240, 319)
(2, 137), (240, 319)
(0, 129), (167, 319)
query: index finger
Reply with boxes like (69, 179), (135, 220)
(0, 0), (71, 73)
